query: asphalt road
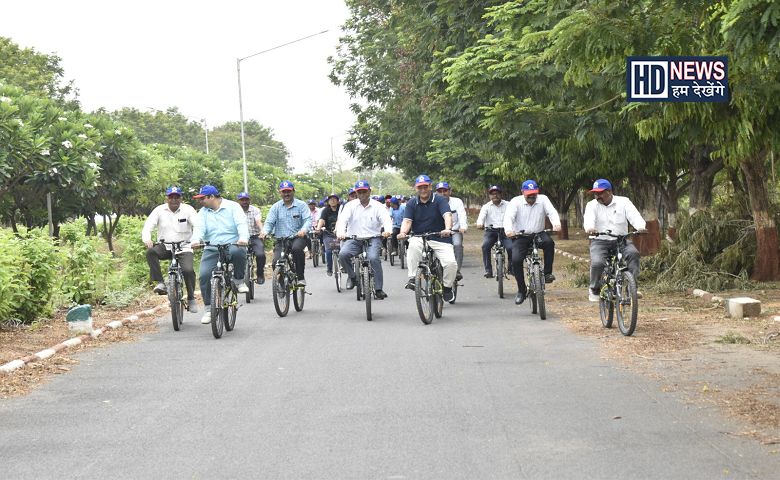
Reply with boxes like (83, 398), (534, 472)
(1, 253), (778, 479)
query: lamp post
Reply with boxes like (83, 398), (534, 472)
(237, 29), (329, 192)
(202, 119), (209, 154)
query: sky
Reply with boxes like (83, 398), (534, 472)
(1, 0), (357, 172)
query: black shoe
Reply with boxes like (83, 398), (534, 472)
(375, 289), (388, 300)
(256, 276), (265, 285)
(484, 271), (494, 278)
(443, 287), (454, 302)
(326, 270), (333, 277)
(455, 271), (463, 282)
(153, 282), (167, 295)
(544, 273), (555, 284)
(404, 278), (415, 290)
(346, 276), (356, 290)
(515, 291), (526, 305)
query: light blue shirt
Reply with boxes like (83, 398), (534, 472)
(263, 198), (311, 238)
(390, 205), (405, 228)
(191, 198), (249, 245)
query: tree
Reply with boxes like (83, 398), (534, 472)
(208, 121), (288, 170)
(0, 37), (78, 108)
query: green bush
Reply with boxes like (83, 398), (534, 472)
(16, 229), (60, 322)
(59, 226), (113, 305)
(0, 230), (26, 323)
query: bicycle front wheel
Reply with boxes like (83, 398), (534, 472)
(273, 266), (290, 317)
(224, 286), (237, 331)
(415, 268), (433, 325)
(355, 264), (363, 301)
(210, 277), (225, 338)
(496, 254), (504, 299)
(245, 256), (254, 303)
(312, 243), (319, 267)
(168, 274), (183, 331)
(616, 271), (638, 336)
(531, 263), (546, 320)
(293, 280), (305, 312)
(399, 242), (406, 269)
(335, 263), (343, 292)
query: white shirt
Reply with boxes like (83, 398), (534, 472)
(476, 200), (509, 228)
(337, 198), (393, 238)
(141, 203), (198, 250)
(504, 194), (561, 233)
(447, 196), (468, 231)
(583, 195), (646, 240)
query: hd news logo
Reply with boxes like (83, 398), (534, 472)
(627, 56), (729, 102)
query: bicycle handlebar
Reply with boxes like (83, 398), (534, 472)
(509, 229), (553, 239)
(588, 230), (643, 240)
(347, 235), (381, 241)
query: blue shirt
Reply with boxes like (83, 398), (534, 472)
(263, 198), (311, 238)
(390, 205), (405, 228)
(403, 193), (452, 244)
(191, 198), (249, 246)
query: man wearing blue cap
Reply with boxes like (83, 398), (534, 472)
(337, 180), (393, 299)
(435, 181), (468, 281)
(505, 180), (561, 305)
(584, 179), (647, 302)
(237, 192), (266, 285)
(191, 185), (250, 323)
(476, 185), (512, 278)
(261, 180), (311, 286)
(397, 174), (457, 302)
(388, 196), (405, 256)
(142, 186), (199, 312)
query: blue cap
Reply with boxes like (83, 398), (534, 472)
(590, 179), (612, 192)
(488, 185), (502, 192)
(278, 180), (294, 191)
(307, 198), (316, 204)
(521, 180), (539, 195)
(318, 200), (325, 207)
(348, 188), (356, 195)
(166, 186), (183, 196)
(355, 180), (371, 191)
(435, 181), (450, 191)
(415, 174), (432, 186)
(237, 191), (250, 199)
(327, 192), (339, 200)
(390, 197), (400, 205)
(193, 185), (219, 198)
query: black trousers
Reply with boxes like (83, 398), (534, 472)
(482, 229), (513, 273)
(146, 244), (196, 299)
(249, 235), (267, 277)
(510, 232), (555, 293)
(273, 236), (307, 279)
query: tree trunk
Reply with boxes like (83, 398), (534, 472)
(741, 150), (779, 281)
(688, 145), (723, 213)
(627, 178), (661, 255)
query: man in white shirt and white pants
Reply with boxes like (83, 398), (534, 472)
(142, 186), (199, 312)
(337, 180), (393, 299)
(505, 180), (561, 305)
(476, 185), (512, 277)
(583, 179), (646, 302)
(435, 181), (468, 281)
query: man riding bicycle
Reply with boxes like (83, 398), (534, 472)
(237, 191), (266, 285)
(388, 196), (405, 255)
(190, 185), (249, 324)
(142, 186), (199, 313)
(397, 174), (457, 302)
(584, 179), (647, 302)
(336, 180), (393, 299)
(476, 185), (512, 278)
(260, 180), (311, 287)
(435, 181), (468, 281)
(504, 180), (561, 305)
(316, 193), (341, 276)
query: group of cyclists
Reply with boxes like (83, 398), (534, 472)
(142, 174), (648, 325)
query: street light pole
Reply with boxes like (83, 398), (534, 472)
(202, 119), (209, 154)
(236, 29), (329, 193)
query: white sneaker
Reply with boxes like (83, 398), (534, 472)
(237, 283), (249, 294)
(201, 312), (211, 324)
(588, 292), (600, 302)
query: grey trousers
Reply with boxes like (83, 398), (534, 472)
(589, 239), (640, 292)
(452, 231), (464, 272)
(338, 237), (384, 290)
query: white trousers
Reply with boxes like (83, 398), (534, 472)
(406, 237), (457, 288)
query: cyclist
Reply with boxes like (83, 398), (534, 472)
(190, 185), (249, 324)
(584, 179), (647, 302)
(504, 180), (561, 305)
(435, 181), (468, 281)
(141, 186), (199, 313)
(388, 196), (405, 255)
(336, 180), (392, 299)
(340, 187), (358, 213)
(305, 198), (320, 259)
(476, 185), (512, 278)
(237, 192), (266, 285)
(316, 193), (341, 276)
(397, 174), (457, 302)
(260, 180), (311, 287)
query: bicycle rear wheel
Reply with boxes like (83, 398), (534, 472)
(532, 264), (546, 320)
(224, 286), (237, 331)
(335, 261), (343, 292)
(210, 277), (224, 338)
(415, 268), (433, 325)
(389, 246), (395, 266)
(273, 266), (290, 317)
(399, 242), (406, 269)
(312, 242), (319, 267)
(293, 280), (305, 312)
(599, 286), (614, 329)
(355, 262), (363, 301)
(168, 273), (183, 331)
(496, 253), (504, 299)
(616, 271), (638, 336)
(449, 278), (458, 304)
(433, 278), (443, 319)
(245, 256), (254, 303)
(364, 268), (373, 321)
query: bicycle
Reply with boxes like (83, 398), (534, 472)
(347, 236), (379, 321)
(272, 236), (307, 317)
(203, 242), (244, 339)
(159, 240), (189, 332)
(409, 232), (446, 325)
(512, 229), (552, 320)
(590, 231), (641, 336)
(308, 230), (321, 268)
(397, 236), (407, 269)
(323, 231), (344, 292)
(244, 238), (256, 303)
(486, 226), (508, 299)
